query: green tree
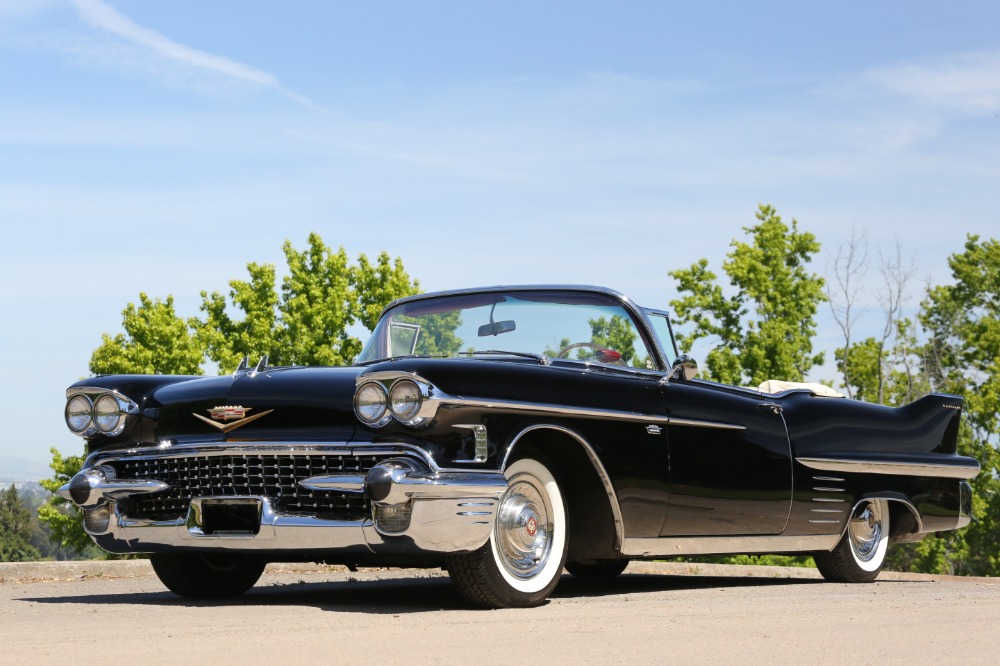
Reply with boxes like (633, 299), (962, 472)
(47, 234), (419, 557)
(90, 294), (204, 376)
(195, 234), (421, 370)
(355, 251), (422, 331)
(1, 484), (41, 562)
(835, 235), (1000, 575)
(46, 293), (210, 557)
(837, 319), (930, 407)
(669, 204), (826, 385)
(37, 448), (101, 557)
(196, 261), (282, 371)
(917, 235), (1000, 576)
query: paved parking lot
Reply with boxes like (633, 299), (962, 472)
(3, 562), (998, 665)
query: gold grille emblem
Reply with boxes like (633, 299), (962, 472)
(209, 405), (250, 421)
(193, 405), (274, 433)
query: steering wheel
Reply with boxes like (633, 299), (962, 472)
(556, 342), (625, 365)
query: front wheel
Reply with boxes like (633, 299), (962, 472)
(815, 499), (890, 583)
(150, 553), (266, 598)
(448, 458), (568, 608)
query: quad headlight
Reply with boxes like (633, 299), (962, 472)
(389, 380), (422, 421)
(353, 374), (436, 428)
(94, 394), (125, 433)
(64, 390), (137, 437)
(354, 382), (389, 426)
(65, 395), (94, 434)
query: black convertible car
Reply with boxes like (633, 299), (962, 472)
(60, 285), (979, 607)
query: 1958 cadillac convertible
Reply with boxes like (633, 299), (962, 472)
(60, 286), (979, 607)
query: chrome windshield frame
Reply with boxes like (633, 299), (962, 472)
(359, 285), (671, 371)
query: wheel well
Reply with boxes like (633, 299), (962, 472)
(886, 499), (922, 538)
(505, 427), (620, 562)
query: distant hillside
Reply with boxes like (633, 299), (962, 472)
(0, 456), (51, 482)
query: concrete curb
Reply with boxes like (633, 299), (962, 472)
(1, 558), (993, 585)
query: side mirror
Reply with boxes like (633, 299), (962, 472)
(671, 355), (698, 381)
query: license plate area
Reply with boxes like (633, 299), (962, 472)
(199, 498), (262, 536)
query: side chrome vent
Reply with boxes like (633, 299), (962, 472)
(809, 475), (847, 524)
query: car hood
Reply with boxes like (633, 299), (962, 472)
(146, 366), (364, 443)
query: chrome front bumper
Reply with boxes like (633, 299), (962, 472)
(63, 446), (507, 556)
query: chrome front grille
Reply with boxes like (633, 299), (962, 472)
(109, 453), (391, 521)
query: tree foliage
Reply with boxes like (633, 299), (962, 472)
(41, 234), (420, 559)
(669, 204), (826, 385)
(917, 235), (1000, 576)
(37, 448), (98, 557)
(1, 484), (41, 562)
(195, 234), (420, 371)
(834, 234), (1000, 576)
(90, 294), (203, 376)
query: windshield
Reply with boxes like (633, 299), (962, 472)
(357, 290), (658, 368)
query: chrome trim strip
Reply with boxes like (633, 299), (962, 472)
(298, 475), (366, 493)
(621, 534), (842, 557)
(445, 396), (671, 424)
(808, 519), (840, 524)
(810, 508), (845, 514)
(356, 370), (746, 431)
(813, 476), (845, 482)
(812, 487), (845, 493)
(667, 417), (746, 431)
(812, 498), (847, 503)
(501, 424), (625, 554)
(798, 456), (981, 480)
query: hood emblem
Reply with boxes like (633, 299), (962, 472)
(193, 406), (274, 433)
(209, 406), (251, 421)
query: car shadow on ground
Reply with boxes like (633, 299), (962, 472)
(15, 571), (852, 615)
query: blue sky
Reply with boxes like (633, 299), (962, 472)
(2, 0), (998, 474)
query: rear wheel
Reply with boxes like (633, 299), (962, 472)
(448, 458), (568, 608)
(150, 553), (266, 598)
(815, 499), (890, 583)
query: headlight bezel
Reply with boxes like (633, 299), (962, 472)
(353, 373), (438, 429)
(64, 388), (138, 438)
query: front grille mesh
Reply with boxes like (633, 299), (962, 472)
(109, 453), (392, 521)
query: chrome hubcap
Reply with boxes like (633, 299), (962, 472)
(848, 501), (884, 563)
(495, 474), (553, 580)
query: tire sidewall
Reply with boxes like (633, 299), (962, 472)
(487, 457), (568, 599)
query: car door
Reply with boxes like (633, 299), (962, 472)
(658, 379), (793, 536)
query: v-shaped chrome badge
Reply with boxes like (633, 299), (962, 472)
(192, 407), (274, 433)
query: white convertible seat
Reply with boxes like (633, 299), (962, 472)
(757, 380), (846, 398)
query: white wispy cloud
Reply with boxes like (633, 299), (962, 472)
(67, 0), (315, 106)
(865, 51), (1000, 114)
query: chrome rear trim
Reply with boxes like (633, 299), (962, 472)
(798, 456), (981, 480)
